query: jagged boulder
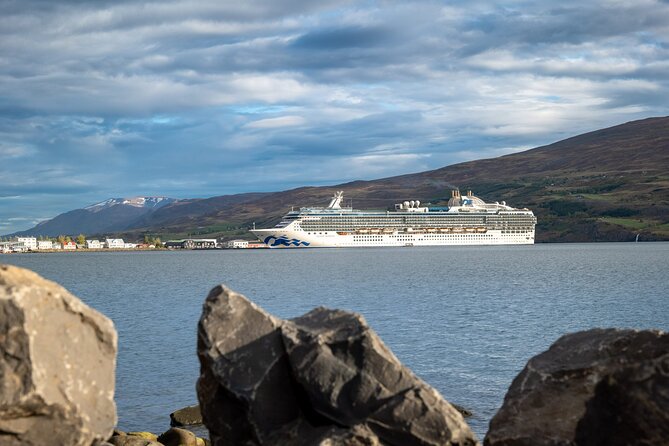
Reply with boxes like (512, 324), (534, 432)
(484, 328), (669, 446)
(0, 264), (117, 446)
(196, 285), (303, 445)
(283, 307), (476, 445)
(197, 285), (478, 446)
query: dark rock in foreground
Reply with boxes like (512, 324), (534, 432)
(197, 285), (478, 446)
(0, 264), (117, 446)
(484, 328), (669, 446)
(170, 405), (203, 427)
(157, 427), (198, 446)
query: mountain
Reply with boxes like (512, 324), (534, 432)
(14, 197), (179, 237)
(124, 116), (668, 242)
(13, 116), (669, 242)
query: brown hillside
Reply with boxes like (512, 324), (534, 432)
(128, 117), (669, 242)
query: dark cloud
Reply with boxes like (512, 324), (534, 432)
(292, 26), (396, 50)
(1, 0), (669, 234)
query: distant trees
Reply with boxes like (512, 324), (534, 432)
(76, 234), (86, 245)
(143, 235), (163, 248)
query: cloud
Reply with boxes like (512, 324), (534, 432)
(1, 0), (669, 234)
(245, 115), (306, 129)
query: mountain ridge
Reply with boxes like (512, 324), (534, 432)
(10, 116), (669, 242)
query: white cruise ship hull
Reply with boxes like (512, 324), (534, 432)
(251, 228), (534, 248)
(250, 190), (537, 248)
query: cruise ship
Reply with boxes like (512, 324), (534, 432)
(250, 190), (536, 248)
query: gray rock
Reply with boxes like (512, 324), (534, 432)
(0, 264), (117, 446)
(170, 404), (203, 426)
(574, 352), (669, 445)
(283, 307), (477, 446)
(157, 427), (198, 446)
(196, 285), (303, 445)
(269, 421), (383, 446)
(484, 328), (669, 446)
(197, 286), (478, 446)
(108, 436), (163, 446)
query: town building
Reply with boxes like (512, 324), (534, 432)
(37, 240), (53, 250)
(164, 238), (218, 249)
(86, 240), (102, 249)
(226, 239), (249, 249)
(62, 241), (77, 250)
(105, 238), (125, 249)
(16, 237), (37, 251)
(0, 242), (21, 253)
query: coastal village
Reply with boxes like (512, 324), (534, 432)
(0, 236), (266, 253)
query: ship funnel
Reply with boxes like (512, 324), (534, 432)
(410, 200), (416, 207)
(327, 191), (345, 209)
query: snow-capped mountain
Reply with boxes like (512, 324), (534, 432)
(13, 197), (180, 237)
(85, 197), (177, 212)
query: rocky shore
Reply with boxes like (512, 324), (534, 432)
(1, 264), (667, 445)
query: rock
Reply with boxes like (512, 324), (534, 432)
(269, 421), (382, 446)
(170, 405), (203, 426)
(197, 285), (479, 446)
(451, 404), (473, 418)
(574, 352), (669, 445)
(157, 427), (198, 446)
(0, 264), (117, 446)
(108, 435), (163, 446)
(128, 432), (159, 441)
(197, 285), (303, 445)
(485, 328), (669, 446)
(283, 307), (477, 446)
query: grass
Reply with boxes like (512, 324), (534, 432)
(599, 217), (660, 231)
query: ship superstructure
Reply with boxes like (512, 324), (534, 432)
(250, 190), (536, 248)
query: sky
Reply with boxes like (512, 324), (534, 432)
(2, 0), (669, 234)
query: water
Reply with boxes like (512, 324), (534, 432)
(2, 243), (668, 440)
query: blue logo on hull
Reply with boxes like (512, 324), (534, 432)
(264, 235), (310, 247)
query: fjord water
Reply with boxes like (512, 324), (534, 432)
(2, 243), (668, 438)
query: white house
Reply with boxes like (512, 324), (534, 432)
(227, 239), (249, 249)
(86, 240), (102, 249)
(16, 237), (37, 251)
(105, 238), (125, 249)
(37, 240), (53, 250)
(62, 241), (77, 250)
(124, 243), (137, 249)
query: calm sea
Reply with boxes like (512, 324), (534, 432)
(2, 243), (668, 439)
